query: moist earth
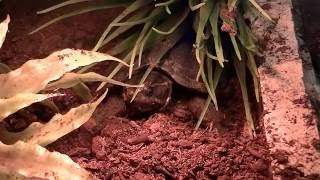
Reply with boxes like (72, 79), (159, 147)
(0, 0), (274, 179)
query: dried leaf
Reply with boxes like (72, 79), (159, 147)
(0, 49), (126, 98)
(0, 90), (108, 146)
(0, 14), (10, 48)
(0, 93), (61, 121)
(248, 0), (272, 21)
(46, 72), (143, 90)
(0, 141), (95, 180)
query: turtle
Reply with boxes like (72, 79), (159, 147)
(121, 38), (234, 130)
(122, 39), (207, 116)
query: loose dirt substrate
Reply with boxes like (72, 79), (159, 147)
(0, 1), (272, 179)
(253, 0), (320, 178)
(48, 97), (272, 179)
(0, 0), (319, 179)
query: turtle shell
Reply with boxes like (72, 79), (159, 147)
(157, 41), (207, 93)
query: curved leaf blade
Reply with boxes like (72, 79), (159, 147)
(0, 14), (10, 48)
(37, 0), (90, 14)
(0, 49), (125, 98)
(0, 93), (61, 121)
(0, 141), (96, 180)
(0, 90), (108, 146)
(46, 72), (143, 90)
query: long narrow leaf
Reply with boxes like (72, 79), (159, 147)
(188, 0), (206, 11)
(0, 14), (10, 48)
(195, 1), (213, 63)
(72, 83), (93, 101)
(0, 89), (108, 146)
(236, 11), (257, 52)
(129, 22), (153, 79)
(96, 14), (183, 91)
(77, 33), (139, 74)
(194, 96), (211, 131)
(195, 62), (223, 131)
(30, 3), (126, 34)
(130, 22), (187, 102)
(46, 72), (143, 90)
(248, 0), (272, 21)
(93, 0), (151, 51)
(230, 36), (242, 60)
(101, 8), (151, 47)
(246, 51), (260, 102)
(234, 56), (256, 137)
(111, 7), (166, 27)
(228, 0), (238, 11)
(37, 0), (90, 14)
(0, 141), (95, 180)
(209, 2), (225, 67)
(152, 6), (190, 35)
(0, 49), (125, 98)
(0, 93), (61, 121)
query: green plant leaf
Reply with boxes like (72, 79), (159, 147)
(195, 0), (214, 63)
(72, 83), (93, 101)
(248, 0), (272, 21)
(46, 72), (143, 90)
(111, 7), (166, 27)
(199, 51), (218, 111)
(41, 99), (60, 113)
(188, 0), (206, 11)
(37, 0), (90, 14)
(246, 51), (260, 102)
(108, 33), (139, 56)
(77, 33), (139, 74)
(234, 56), (256, 138)
(30, 2), (127, 35)
(0, 89), (108, 146)
(152, 6), (190, 35)
(101, 8), (151, 48)
(93, 0), (151, 51)
(130, 22), (188, 102)
(138, 29), (153, 66)
(230, 35), (242, 60)
(194, 59), (223, 131)
(236, 11), (257, 52)
(209, 2), (225, 67)
(194, 96), (211, 131)
(129, 22), (153, 79)
(0, 141), (96, 180)
(228, 0), (238, 11)
(96, 14), (182, 91)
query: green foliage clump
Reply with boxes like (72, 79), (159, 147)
(32, 0), (272, 137)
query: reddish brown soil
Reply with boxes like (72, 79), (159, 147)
(0, 0), (272, 179)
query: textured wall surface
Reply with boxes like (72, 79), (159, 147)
(254, 0), (320, 177)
